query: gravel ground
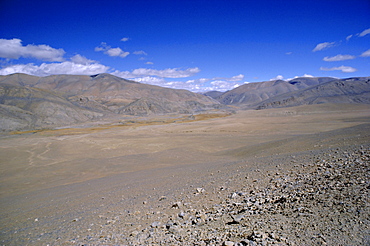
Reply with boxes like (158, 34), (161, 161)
(3, 144), (366, 246)
(1, 106), (369, 246)
(81, 145), (368, 246)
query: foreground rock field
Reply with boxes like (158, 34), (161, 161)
(55, 145), (368, 246)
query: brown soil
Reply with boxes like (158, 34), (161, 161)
(0, 103), (369, 245)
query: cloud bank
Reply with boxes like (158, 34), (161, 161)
(0, 62), (109, 76)
(112, 67), (201, 79)
(323, 54), (356, 62)
(358, 28), (370, 37)
(119, 74), (246, 92)
(313, 42), (336, 52)
(133, 50), (148, 55)
(95, 42), (129, 58)
(213, 74), (244, 82)
(0, 38), (65, 61)
(360, 49), (370, 57)
(320, 66), (357, 73)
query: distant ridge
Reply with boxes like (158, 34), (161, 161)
(255, 77), (370, 109)
(214, 77), (336, 107)
(0, 73), (222, 131)
(203, 91), (224, 99)
(1, 73), (369, 132)
(0, 83), (102, 131)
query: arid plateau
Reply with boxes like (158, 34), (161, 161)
(1, 102), (369, 245)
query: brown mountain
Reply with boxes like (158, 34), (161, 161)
(0, 73), (219, 113)
(0, 84), (102, 131)
(0, 73), (221, 131)
(215, 77), (336, 107)
(255, 77), (370, 109)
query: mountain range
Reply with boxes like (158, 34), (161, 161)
(1, 73), (369, 132)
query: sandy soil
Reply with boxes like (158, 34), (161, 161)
(0, 103), (369, 245)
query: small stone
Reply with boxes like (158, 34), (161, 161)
(151, 221), (161, 228)
(223, 241), (235, 246)
(172, 201), (182, 209)
(196, 187), (205, 193)
(230, 192), (238, 199)
(231, 214), (244, 223)
(178, 211), (186, 218)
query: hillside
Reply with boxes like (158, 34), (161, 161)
(0, 73), (223, 131)
(215, 77), (336, 106)
(255, 77), (370, 109)
(1, 73), (370, 132)
(0, 84), (102, 131)
(203, 90), (224, 99)
(0, 73), (219, 114)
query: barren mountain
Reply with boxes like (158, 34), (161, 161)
(0, 73), (222, 131)
(215, 77), (336, 106)
(0, 73), (219, 113)
(203, 90), (224, 99)
(1, 74), (369, 132)
(0, 84), (102, 131)
(255, 77), (370, 109)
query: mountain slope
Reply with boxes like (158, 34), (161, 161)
(215, 77), (336, 107)
(0, 84), (102, 131)
(203, 91), (224, 99)
(255, 77), (370, 109)
(0, 73), (220, 116)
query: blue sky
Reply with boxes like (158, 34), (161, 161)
(0, 0), (369, 92)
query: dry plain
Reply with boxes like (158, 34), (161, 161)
(0, 103), (369, 245)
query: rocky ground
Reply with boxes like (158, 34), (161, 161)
(4, 144), (366, 246)
(1, 105), (369, 246)
(57, 145), (367, 246)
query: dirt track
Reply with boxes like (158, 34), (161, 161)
(0, 103), (369, 245)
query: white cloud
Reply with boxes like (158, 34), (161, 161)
(286, 74), (314, 81)
(70, 54), (96, 64)
(323, 54), (356, 62)
(229, 74), (244, 81)
(302, 74), (314, 78)
(270, 75), (284, 81)
(132, 76), (166, 84)
(120, 37), (129, 42)
(320, 65), (357, 73)
(107, 47), (129, 58)
(346, 34), (353, 41)
(113, 67), (200, 79)
(286, 52), (293, 55)
(133, 67), (200, 78)
(209, 80), (243, 90)
(95, 42), (129, 58)
(111, 70), (245, 92)
(0, 61), (109, 76)
(360, 49), (370, 57)
(212, 74), (244, 82)
(133, 50), (148, 55)
(149, 79), (245, 92)
(0, 38), (65, 61)
(358, 28), (370, 37)
(186, 78), (210, 84)
(312, 42), (336, 52)
(145, 61), (154, 65)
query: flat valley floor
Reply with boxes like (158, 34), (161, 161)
(1, 103), (369, 245)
